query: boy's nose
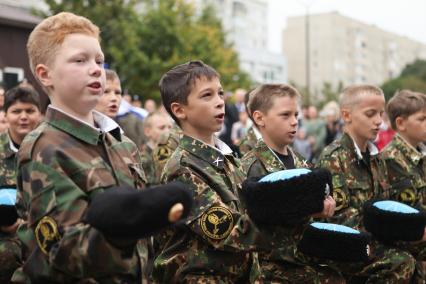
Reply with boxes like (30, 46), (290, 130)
(90, 62), (102, 77)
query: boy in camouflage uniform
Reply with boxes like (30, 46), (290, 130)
(318, 85), (416, 282)
(241, 84), (343, 283)
(0, 86), (41, 283)
(141, 111), (173, 185)
(382, 90), (426, 281)
(13, 12), (189, 283)
(155, 60), (284, 283)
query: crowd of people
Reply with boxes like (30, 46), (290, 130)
(0, 11), (425, 283)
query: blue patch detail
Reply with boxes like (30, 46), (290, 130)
(259, 168), (311, 183)
(0, 189), (17, 206)
(311, 222), (360, 234)
(373, 200), (419, 214)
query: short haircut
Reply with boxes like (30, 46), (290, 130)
(105, 69), (120, 82)
(159, 60), (219, 125)
(27, 12), (100, 79)
(143, 110), (167, 130)
(339, 85), (384, 109)
(4, 86), (41, 112)
(386, 90), (426, 130)
(246, 84), (301, 121)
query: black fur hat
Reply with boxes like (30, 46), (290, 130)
(241, 168), (332, 226)
(363, 200), (426, 243)
(0, 188), (18, 227)
(298, 222), (371, 262)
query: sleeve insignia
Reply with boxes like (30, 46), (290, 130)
(155, 145), (172, 162)
(397, 188), (416, 206)
(333, 188), (348, 211)
(35, 216), (61, 255)
(200, 206), (234, 240)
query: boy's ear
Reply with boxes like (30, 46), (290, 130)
(252, 110), (265, 128)
(341, 108), (351, 124)
(35, 64), (53, 87)
(395, 117), (405, 131)
(170, 102), (186, 121)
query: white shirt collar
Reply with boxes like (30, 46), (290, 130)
(350, 136), (379, 159)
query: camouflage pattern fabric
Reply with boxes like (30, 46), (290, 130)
(0, 232), (21, 284)
(241, 139), (344, 283)
(116, 112), (146, 149)
(0, 132), (18, 187)
(237, 126), (258, 156)
(153, 135), (266, 283)
(12, 107), (149, 284)
(152, 125), (181, 186)
(381, 133), (426, 281)
(140, 145), (157, 186)
(317, 132), (416, 283)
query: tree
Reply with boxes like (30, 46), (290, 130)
(381, 59), (426, 101)
(40, 0), (251, 102)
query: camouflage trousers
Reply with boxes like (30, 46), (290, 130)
(309, 240), (417, 284)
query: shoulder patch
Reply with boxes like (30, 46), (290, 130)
(200, 206), (234, 240)
(155, 144), (172, 162)
(333, 188), (348, 211)
(35, 216), (61, 255)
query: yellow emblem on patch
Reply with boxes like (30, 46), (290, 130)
(398, 188), (416, 205)
(156, 145), (172, 162)
(333, 188), (347, 211)
(35, 216), (61, 255)
(200, 206), (233, 240)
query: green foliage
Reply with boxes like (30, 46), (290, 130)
(381, 59), (426, 101)
(40, 0), (251, 102)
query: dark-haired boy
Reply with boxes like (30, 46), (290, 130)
(154, 60), (273, 283)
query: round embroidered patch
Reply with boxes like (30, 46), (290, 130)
(333, 188), (347, 211)
(200, 206), (234, 240)
(35, 216), (61, 255)
(398, 188), (416, 206)
(156, 145), (172, 162)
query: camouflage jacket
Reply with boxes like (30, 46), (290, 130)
(237, 126), (260, 157)
(141, 145), (157, 186)
(381, 134), (426, 209)
(13, 106), (148, 284)
(154, 135), (265, 283)
(241, 139), (312, 265)
(151, 125), (182, 185)
(0, 132), (18, 188)
(116, 112), (146, 149)
(0, 232), (21, 284)
(317, 132), (390, 229)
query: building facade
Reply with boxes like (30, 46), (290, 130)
(196, 0), (287, 84)
(283, 11), (426, 100)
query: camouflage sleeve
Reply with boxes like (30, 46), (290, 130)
(0, 238), (21, 283)
(317, 153), (359, 227)
(17, 160), (140, 278)
(163, 167), (267, 252)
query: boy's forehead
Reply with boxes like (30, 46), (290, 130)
(192, 75), (221, 88)
(351, 92), (384, 109)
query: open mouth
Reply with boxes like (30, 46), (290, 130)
(88, 82), (101, 89)
(215, 113), (225, 120)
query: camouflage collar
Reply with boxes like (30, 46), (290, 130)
(0, 132), (16, 159)
(394, 134), (425, 165)
(179, 135), (232, 169)
(254, 139), (284, 172)
(342, 132), (379, 160)
(45, 106), (122, 145)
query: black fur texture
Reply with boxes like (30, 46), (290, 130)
(85, 181), (193, 239)
(0, 205), (18, 226)
(363, 200), (426, 243)
(241, 168), (333, 226)
(298, 224), (371, 262)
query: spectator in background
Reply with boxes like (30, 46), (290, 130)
(219, 91), (239, 150)
(231, 106), (251, 146)
(0, 83), (5, 109)
(304, 105), (326, 162)
(324, 109), (342, 145)
(293, 126), (312, 160)
(144, 99), (157, 113)
(131, 95), (143, 108)
(375, 112), (395, 151)
(0, 110), (8, 133)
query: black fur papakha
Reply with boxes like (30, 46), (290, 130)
(363, 200), (426, 243)
(85, 181), (193, 240)
(241, 168), (332, 226)
(0, 205), (18, 226)
(298, 223), (371, 262)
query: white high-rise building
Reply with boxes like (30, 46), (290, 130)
(283, 11), (426, 100)
(195, 0), (287, 84)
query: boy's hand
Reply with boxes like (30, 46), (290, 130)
(311, 196), (336, 218)
(168, 203), (184, 223)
